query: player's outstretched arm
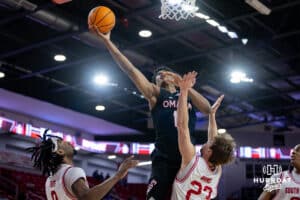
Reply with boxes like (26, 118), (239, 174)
(92, 30), (158, 102)
(207, 95), (224, 143)
(177, 72), (197, 168)
(72, 156), (138, 200)
(189, 87), (211, 115)
(160, 71), (211, 114)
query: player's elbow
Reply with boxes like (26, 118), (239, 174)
(202, 105), (211, 115)
(193, 99), (211, 115)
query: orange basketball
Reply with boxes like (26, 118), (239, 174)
(88, 6), (115, 34)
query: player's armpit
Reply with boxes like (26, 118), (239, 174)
(257, 191), (276, 200)
(71, 178), (89, 200)
(126, 67), (158, 99)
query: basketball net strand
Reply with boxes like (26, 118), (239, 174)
(159, 0), (198, 21)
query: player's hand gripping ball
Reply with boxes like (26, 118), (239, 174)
(88, 6), (116, 34)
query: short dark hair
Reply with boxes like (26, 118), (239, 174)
(151, 66), (176, 83)
(27, 132), (64, 176)
(209, 133), (236, 166)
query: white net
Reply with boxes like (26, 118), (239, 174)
(159, 0), (198, 21)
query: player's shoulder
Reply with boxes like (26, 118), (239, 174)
(67, 166), (85, 173)
(63, 166), (87, 183)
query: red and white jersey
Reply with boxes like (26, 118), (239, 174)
(171, 156), (222, 200)
(45, 164), (88, 200)
(264, 170), (300, 200)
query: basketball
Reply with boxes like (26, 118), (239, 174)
(88, 6), (115, 34)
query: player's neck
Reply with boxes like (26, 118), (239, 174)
(63, 157), (73, 165)
(204, 157), (216, 171)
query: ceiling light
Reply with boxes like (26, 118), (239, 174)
(228, 32), (238, 39)
(94, 74), (109, 85)
(195, 12), (210, 20)
(230, 71), (253, 83)
(108, 155), (117, 160)
(242, 77), (254, 83)
(54, 54), (66, 62)
(139, 30), (152, 38)
(0, 72), (5, 79)
(95, 105), (105, 111)
(218, 26), (228, 33)
(230, 77), (241, 84)
(206, 19), (220, 27)
(242, 38), (248, 45)
(138, 161), (152, 166)
(132, 91), (137, 95)
(231, 71), (246, 79)
(218, 129), (226, 134)
(230, 71), (245, 83)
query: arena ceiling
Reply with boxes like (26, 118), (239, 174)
(0, 0), (299, 142)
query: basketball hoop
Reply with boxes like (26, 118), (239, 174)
(159, 0), (199, 21)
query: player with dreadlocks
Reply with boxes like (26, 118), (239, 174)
(28, 131), (138, 200)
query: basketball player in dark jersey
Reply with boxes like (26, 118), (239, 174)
(93, 30), (211, 200)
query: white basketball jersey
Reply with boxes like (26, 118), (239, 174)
(269, 170), (300, 200)
(45, 164), (88, 200)
(172, 156), (222, 200)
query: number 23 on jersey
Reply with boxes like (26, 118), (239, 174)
(186, 180), (213, 200)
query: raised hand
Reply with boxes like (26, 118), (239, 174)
(211, 95), (224, 114)
(89, 25), (111, 41)
(178, 71), (197, 91)
(116, 156), (139, 179)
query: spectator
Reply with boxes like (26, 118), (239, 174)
(92, 169), (100, 180)
(99, 172), (104, 182)
(27, 134), (138, 200)
(105, 173), (111, 180)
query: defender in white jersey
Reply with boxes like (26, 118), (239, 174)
(28, 132), (138, 200)
(258, 144), (300, 200)
(169, 72), (236, 200)
(45, 164), (88, 200)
